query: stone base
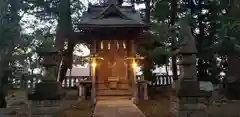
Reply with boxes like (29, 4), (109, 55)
(177, 79), (201, 97)
(170, 103), (208, 117)
(179, 104), (208, 117)
(28, 81), (65, 100)
(30, 100), (62, 117)
(226, 81), (240, 99)
(170, 96), (208, 117)
(5, 90), (29, 117)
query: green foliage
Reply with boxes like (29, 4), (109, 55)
(138, 24), (170, 67)
(152, 0), (170, 21)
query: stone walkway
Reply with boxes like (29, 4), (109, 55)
(93, 100), (146, 117)
(0, 108), (11, 117)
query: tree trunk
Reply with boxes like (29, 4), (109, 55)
(194, 0), (208, 81)
(225, 0), (240, 99)
(170, 0), (178, 80)
(0, 0), (21, 108)
(55, 0), (74, 83)
(145, 0), (151, 23)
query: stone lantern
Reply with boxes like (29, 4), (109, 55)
(38, 47), (60, 67)
(28, 47), (64, 100)
(38, 47), (61, 81)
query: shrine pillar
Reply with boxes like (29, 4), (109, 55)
(129, 40), (138, 103)
(91, 40), (97, 104)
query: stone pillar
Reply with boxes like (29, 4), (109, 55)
(78, 84), (86, 101)
(79, 85), (83, 96)
(143, 82), (149, 100)
(170, 29), (208, 117)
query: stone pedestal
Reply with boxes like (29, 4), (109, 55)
(170, 26), (208, 117)
(28, 81), (64, 117)
(138, 81), (149, 100)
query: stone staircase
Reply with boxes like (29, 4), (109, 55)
(96, 83), (132, 101)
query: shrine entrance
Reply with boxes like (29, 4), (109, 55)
(96, 40), (132, 100)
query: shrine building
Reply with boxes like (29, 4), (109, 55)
(76, 0), (149, 103)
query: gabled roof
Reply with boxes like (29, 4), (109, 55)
(95, 4), (129, 19)
(78, 3), (148, 28)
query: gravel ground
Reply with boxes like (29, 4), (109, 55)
(138, 97), (240, 117)
(137, 97), (170, 117)
(53, 100), (94, 117)
(4, 89), (240, 117)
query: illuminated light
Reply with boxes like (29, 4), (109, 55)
(132, 62), (138, 68)
(91, 62), (97, 67)
(101, 41), (103, 49)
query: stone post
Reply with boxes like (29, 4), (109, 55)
(78, 84), (86, 101)
(143, 82), (149, 100)
(170, 28), (208, 117)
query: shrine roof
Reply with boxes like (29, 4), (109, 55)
(78, 3), (148, 28)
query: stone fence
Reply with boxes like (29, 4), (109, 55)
(9, 75), (174, 89)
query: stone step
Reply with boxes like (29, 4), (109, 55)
(96, 89), (132, 96)
(93, 100), (146, 117)
(96, 96), (132, 100)
(96, 83), (131, 90)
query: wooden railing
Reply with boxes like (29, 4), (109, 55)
(9, 75), (174, 89)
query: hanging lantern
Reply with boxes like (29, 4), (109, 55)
(38, 47), (62, 67)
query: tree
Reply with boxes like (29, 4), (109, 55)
(56, 0), (75, 82)
(169, 0), (178, 80)
(211, 0), (240, 98)
(22, 0), (86, 83)
(0, 0), (22, 108)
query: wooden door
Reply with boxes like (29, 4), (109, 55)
(96, 40), (132, 100)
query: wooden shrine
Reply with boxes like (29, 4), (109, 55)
(77, 0), (149, 103)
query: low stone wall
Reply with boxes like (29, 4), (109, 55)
(29, 100), (62, 117)
(4, 90), (63, 117)
(5, 90), (29, 116)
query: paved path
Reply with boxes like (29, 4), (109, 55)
(93, 100), (146, 117)
(0, 108), (11, 117)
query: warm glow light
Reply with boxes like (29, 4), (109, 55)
(132, 62), (138, 68)
(91, 62), (97, 67)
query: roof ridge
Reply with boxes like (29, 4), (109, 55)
(93, 4), (130, 20)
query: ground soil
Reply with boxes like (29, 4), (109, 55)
(137, 96), (170, 117)
(53, 100), (94, 117)
(7, 89), (240, 117)
(53, 89), (94, 117)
